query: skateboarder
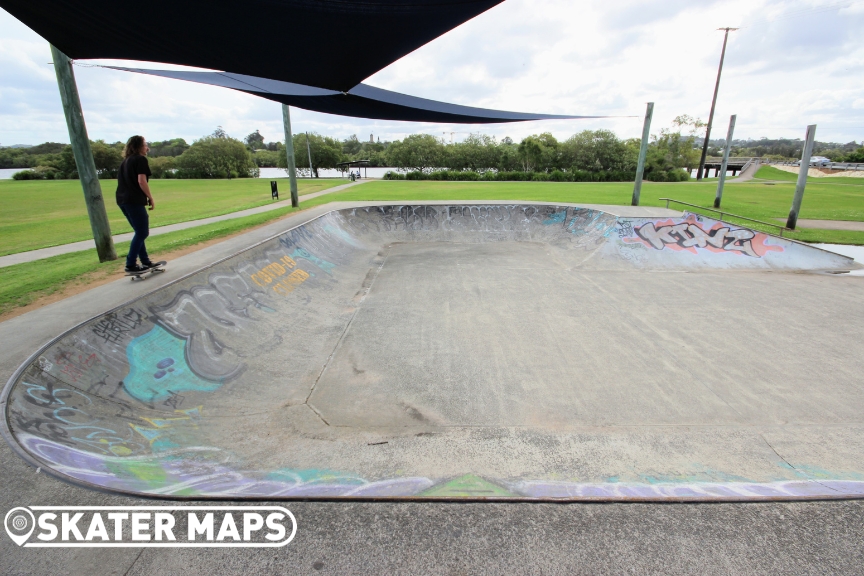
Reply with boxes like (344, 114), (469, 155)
(116, 135), (158, 273)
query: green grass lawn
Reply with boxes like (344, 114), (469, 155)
(0, 177), (345, 256)
(752, 165), (802, 182)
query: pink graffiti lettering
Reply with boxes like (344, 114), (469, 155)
(633, 219), (779, 258)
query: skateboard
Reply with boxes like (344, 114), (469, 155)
(126, 261), (167, 281)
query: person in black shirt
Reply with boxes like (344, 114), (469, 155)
(116, 135), (156, 272)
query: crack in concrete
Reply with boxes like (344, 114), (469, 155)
(302, 246), (392, 422)
(758, 433), (842, 494)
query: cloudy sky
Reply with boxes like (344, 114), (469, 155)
(1, 0), (862, 147)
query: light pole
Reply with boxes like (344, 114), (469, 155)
(696, 27), (738, 181)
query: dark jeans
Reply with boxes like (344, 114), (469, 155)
(119, 204), (150, 268)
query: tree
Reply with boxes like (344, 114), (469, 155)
(212, 126), (228, 139)
(175, 135), (259, 178)
(252, 149), (280, 167)
(342, 135), (362, 156)
(148, 138), (190, 157)
(55, 140), (122, 178)
(561, 130), (634, 173)
(446, 133), (500, 171)
(385, 134), (445, 173)
(90, 140), (123, 178)
(642, 118), (702, 182)
(517, 135), (544, 172)
(244, 130), (266, 150)
(148, 156), (176, 178)
(844, 145), (864, 163)
(277, 132), (344, 177)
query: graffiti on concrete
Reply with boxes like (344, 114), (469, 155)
(124, 326), (225, 403)
(10, 380), (149, 457)
(91, 309), (146, 345)
(627, 215), (783, 258)
(4, 204), (854, 502)
(13, 431), (864, 499)
(248, 257), (311, 297)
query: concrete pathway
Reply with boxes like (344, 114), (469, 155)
(726, 159), (761, 182)
(0, 179), (366, 268)
(774, 218), (864, 232)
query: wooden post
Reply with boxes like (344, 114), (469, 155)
(306, 132), (314, 178)
(786, 124), (817, 230)
(50, 45), (116, 262)
(280, 104), (299, 207)
(631, 102), (654, 206)
(713, 114), (736, 209)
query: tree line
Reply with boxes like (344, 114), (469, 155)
(704, 137), (863, 162)
(5, 119), (863, 182)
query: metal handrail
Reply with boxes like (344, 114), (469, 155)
(659, 198), (791, 237)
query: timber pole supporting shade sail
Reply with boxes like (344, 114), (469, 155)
(0, 0), (506, 92)
(109, 68), (603, 124)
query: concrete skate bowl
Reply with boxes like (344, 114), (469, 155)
(4, 203), (864, 501)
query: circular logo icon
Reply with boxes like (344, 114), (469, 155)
(4, 507), (35, 546)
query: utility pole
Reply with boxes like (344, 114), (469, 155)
(50, 45), (117, 262)
(305, 132), (314, 178)
(280, 104), (299, 207)
(631, 102), (654, 206)
(786, 124), (817, 230)
(696, 27), (737, 181)
(713, 114), (736, 209)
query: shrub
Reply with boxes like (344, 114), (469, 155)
(12, 166), (65, 180)
(12, 169), (41, 180)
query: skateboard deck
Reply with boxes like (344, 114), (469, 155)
(126, 261), (167, 281)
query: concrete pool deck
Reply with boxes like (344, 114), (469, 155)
(2, 201), (863, 501)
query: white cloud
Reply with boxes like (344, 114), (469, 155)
(1, 0), (862, 146)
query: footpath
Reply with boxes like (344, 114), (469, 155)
(0, 179), (366, 268)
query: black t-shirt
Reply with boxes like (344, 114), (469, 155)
(116, 155), (151, 206)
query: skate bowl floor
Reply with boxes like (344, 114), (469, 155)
(3, 202), (864, 501)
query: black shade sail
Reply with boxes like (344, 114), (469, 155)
(1, 0), (504, 92)
(109, 67), (600, 124)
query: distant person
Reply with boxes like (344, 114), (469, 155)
(116, 135), (156, 273)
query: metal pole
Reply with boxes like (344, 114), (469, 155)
(305, 132), (314, 178)
(714, 114), (736, 209)
(631, 102), (654, 206)
(280, 104), (299, 207)
(696, 28), (737, 181)
(786, 124), (817, 230)
(50, 45), (117, 262)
